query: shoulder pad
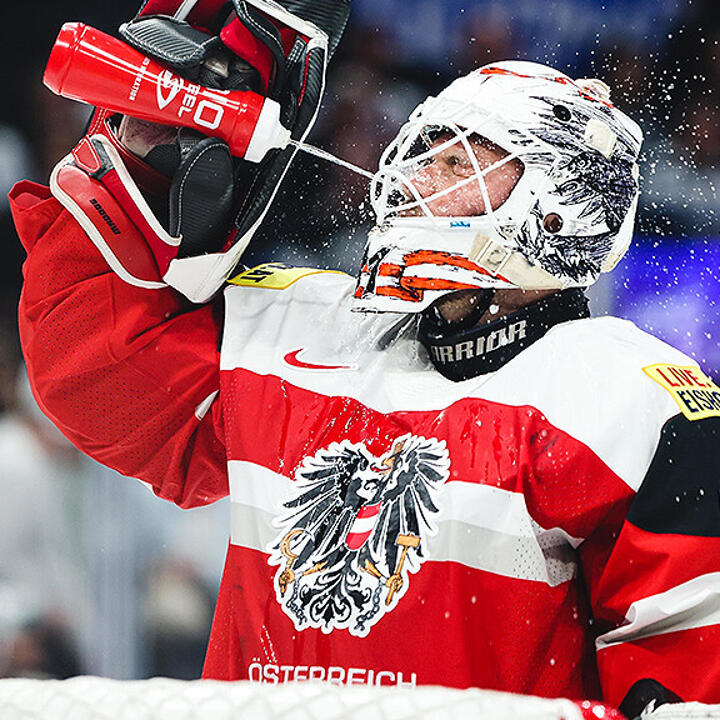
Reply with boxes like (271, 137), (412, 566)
(643, 363), (720, 421)
(228, 263), (347, 290)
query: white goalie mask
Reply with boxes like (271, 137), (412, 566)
(353, 60), (643, 313)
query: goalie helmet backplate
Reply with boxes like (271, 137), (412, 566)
(353, 60), (643, 314)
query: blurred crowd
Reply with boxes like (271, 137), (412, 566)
(0, 0), (718, 680)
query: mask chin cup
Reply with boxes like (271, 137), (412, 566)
(469, 236), (569, 290)
(352, 219), (569, 315)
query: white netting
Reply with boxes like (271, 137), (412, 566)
(645, 704), (720, 719)
(0, 678), (592, 720)
(1, 677), (718, 720)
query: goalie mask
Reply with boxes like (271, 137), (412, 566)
(353, 60), (643, 313)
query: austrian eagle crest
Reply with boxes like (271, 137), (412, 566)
(268, 434), (450, 637)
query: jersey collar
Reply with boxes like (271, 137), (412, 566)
(418, 289), (590, 381)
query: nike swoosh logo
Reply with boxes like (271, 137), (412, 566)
(283, 349), (355, 371)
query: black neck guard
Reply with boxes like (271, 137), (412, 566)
(418, 289), (590, 382)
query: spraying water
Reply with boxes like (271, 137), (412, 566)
(290, 140), (375, 180)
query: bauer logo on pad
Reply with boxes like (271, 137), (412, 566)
(643, 363), (720, 421)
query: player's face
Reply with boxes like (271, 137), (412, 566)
(403, 133), (523, 217)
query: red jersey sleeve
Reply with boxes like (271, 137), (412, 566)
(583, 414), (720, 708)
(12, 180), (228, 508)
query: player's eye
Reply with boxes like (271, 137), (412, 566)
(446, 154), (473, 175)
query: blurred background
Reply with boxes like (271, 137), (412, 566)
(0, 0), (718, 680)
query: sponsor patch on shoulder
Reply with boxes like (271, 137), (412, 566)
(643, 363), (720, 421)
(228, 263), (345, 290)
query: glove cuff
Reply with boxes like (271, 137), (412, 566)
(50, 134), (179, 289)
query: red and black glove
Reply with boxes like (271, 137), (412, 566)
(48, 0), (349, 302)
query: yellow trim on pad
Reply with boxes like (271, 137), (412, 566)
(228, 263), (347, 290)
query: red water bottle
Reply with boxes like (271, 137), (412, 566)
(43, 22), (290, 162)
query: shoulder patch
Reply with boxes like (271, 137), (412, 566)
(228, 263), (346, 290)
(643, 363), (720, 421)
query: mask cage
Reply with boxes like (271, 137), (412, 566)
(371, 121), (511, 224)
(370, 90), (575, 231)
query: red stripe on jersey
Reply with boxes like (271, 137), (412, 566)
(591, 521), (720, 626)
(203, 544), (601, 698)
(597, 624), (720, 706)
(221, 368), (632, 540)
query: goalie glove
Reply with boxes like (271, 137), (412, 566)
(48, 0), (349, 303)
(51, 129), (236, 294)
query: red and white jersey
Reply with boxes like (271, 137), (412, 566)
(11, 185), (720, 708)
(208, 263), (720, 702)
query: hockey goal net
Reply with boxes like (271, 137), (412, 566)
(0, 677), (621, 720)
(0, 677), (718, 719)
